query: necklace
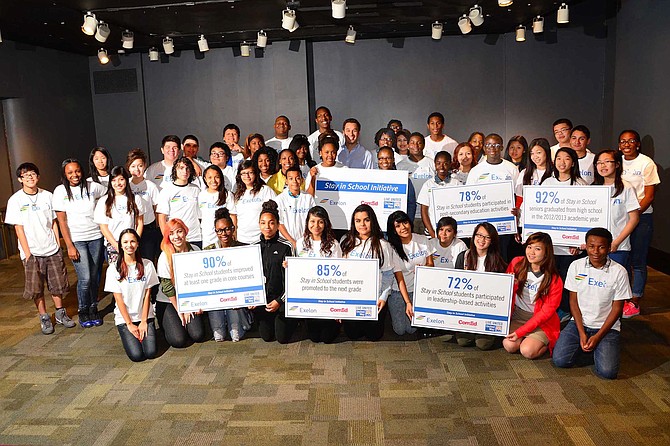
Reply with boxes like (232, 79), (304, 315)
(25, 190), (39, 210)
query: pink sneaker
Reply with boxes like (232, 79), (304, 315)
(622, 301), (640, 319)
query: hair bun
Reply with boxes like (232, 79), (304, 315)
(262, 200), (278, 213)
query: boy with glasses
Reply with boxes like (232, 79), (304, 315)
(550, 118), (573, 159)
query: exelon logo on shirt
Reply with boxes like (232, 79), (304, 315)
(575, 273), (588, 281)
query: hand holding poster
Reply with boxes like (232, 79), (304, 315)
(285, 257), (379, 320)
(412, 266), (514, 336)
(173, 245), (266, 312)
(314, 168), (408, 230)
(521, 185), (611, 247)
(429, 181), (517, 237)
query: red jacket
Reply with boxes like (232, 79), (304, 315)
(506, 257), (563, 353)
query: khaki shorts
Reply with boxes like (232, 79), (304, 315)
(22, 251), (69, 300)
(510, 307), (549, 345)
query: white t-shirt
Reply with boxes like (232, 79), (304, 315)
(52, 183), (106, 242)
(145, 160), (172, 189)
(344, 237), (401, 301)
(540, 177), (588, 255)
(392, 234), (436, 291)
(220, 165), (237, 193)
(397, 156), (435, 218)
(156, 246), (201, 303)
(621, 153), (660, 214)
(234, 185), (276, 244)
(417, 176), (462, 227)
(565, 258), (631, 331)
(129, 179), (160, 225)
(94, 194), (146, 244)
(308, 129), (344, 162)
(87, 176), (109, 188)
(266, 136), (294, 152)
(516, 270), (544, 313)
(198, 189), (237, 247)
(230, 152), (245, 173)
(430, 238), (467, 269)
(5, 189), (59, 259)
(305, 162), (347, 189)
(156, 183), (202, 242)
(296, 238), (342, 258)
(609, 183), (640, 252)
(514, 168), (547, 196)
(577, 151), (595, 185)
(275, 190), (315, 242)
(105, 259), (159, 326)
(423, 134), (458, 159)
(466, 159), (519, 185)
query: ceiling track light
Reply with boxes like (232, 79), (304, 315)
(257, 30), (268, 48)
(0, 29), (3, 43)
(95, 21), (110, 43)
(469, 4), (484, 27)
(431, 22), (443, 40)
(149, 47), (159, 61)
(498, 0), (513, 6)
(458, 14), (472, 34)
(240, 41), (250, 56)
(515, 24), (526, 41)
(121, 30), (134, 49)
(282, 8), (299, 32)
(163, 36), (174, 54)
(557, 3), (569, 24)
(345, 25), (356, 44)
(198, 34), (209, 52)
(97, 48), (109, 64)
(533, 16), (544, 33)
(332, 0), (346, 19)
(81, 12), (97, 35)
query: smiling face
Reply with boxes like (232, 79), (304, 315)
(469, 134), (483, 151)
(570, 130), (589, 155)
(182, 138), (199, 158)
(354, 211), (372, 239)
(161, 142), (180, 163)
(408, 135), (425, 158)
(215, 218), (235, 247)
(343, 122), (360, 146)
(286, 170), (302, 194)
(396, 134), (409, 153)
(586, 234), (610, 267)
(596, 152), (618, 180)
(111, 174), (126, 195)
(295, 145), (309, 162)
(308, 214), (325, 240)
(553, 123), (571, 145)
(473, 226), (492, 253)
(484, 137), (503, 162)
(529, 145), (547, 169)
(315, 108), (332, 131)
(438, 224), (456, 246)
(239, 167), (255, 188)
(274, 117), (290, 139)
(320, 143), (338, 167)
(120, 232), (139, 257)
(128, 158), (146, 179)
(525, 242), (547, 269)
(393, 219), (412, 241)
(427, 116), (444, 137)
(279, 151), (296, 173)
(169, 227), (187, 251)
(554, 151), (573, 175)
(434, 153), (450, 180)
(248, 137), (264, 155)
(19, 170), (39, 190)
(224, 129), (239, 146)
(209, 148), (228, 168)
(376, 148), (394, 171)
(260, 212), (279, 239)
(204, 168), (221, 192)
(64, 162), (82, 187)
(618, 131), (640, 160)
(257, 154), (271, 176)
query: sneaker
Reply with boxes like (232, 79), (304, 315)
(55, 308), (76, 328)
(230, 328), (240, 342)
(39, 314), (54, 335)
(89, 307), (103, 327)
(622, 301), (640, 319)
(213, 329), (225, 342)
(78, 310), (94, 328)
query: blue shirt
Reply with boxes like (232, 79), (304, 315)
(337, 143), (374, 169)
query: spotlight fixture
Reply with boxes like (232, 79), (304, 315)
(95, 21), (110, 43)
(332, 0), (346, 19)
(532, 16), (544, 33)
(121, 30), (134, 49)
(557, 3), (569, 24)
(498, 0), (513, 6)
(163, 36), (174, 55)
(431, 22), (443, 40)
(97, 48), (109, 64)
(149, 47), (159, 61)
(515, 24), (526, 42)
(0, 29), (3, 43)
(241, 42), (250, 57)
(468, 5), (484, 27)
(257, 30), (268, 48)
(198, 34), (209, 52)
(457, 14), (472, 34)
(81, 12), (97, 35)
(282, 9), (299, 32)
(345, 25), (356, 44)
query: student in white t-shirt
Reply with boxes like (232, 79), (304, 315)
(199, 165), (237, 248)
(104, 229), (159, 362)
(397, 133), (435, 231)
(156, 156), (202, 248)
(276, 166), (315, 247)
(417, 151), (461, 238)
(305, 136), (347, 196)
(223, 124), (246, 173)
(232, 160), (276, 244)
(386, 211), (436, 336)
(569, 125), (595, 185)
(430, 217), (467, 269)
(553, 228), (631, 379)
(265, 115), (294, 152)
(424, 112), (458, 159)
(452, 142), (477, 185)
(6, 162), (75, 335)
(54, 159), (107, 328)
(467, 131), (485, 163)
(253, 147), (275, 184)
(87, 147), (112, 187)
(291, 135), (317, 180)
(145, 135), (181, 189)
(550, 118), (573, 160)
(126, 149), (162, 262)
(307, 106), (344, 163)
(94, 166), (146, 264)
(515, 138), (554, 198)
(208, 142), (236, 193)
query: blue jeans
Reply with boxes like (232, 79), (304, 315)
(72, 238), (104, 312)
(552, 320), (620, 379)
(208, 309), (252, 339)
(117, 320), (157, 362)
(629, 213), (653, 298)
(388, 290), (416, 335)
(608, 250), (630, 268)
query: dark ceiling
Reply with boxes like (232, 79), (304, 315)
(0, 0), (615, 56)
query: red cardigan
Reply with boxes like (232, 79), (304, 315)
(506, 256), (563, 353)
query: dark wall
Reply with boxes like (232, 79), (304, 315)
(612, 0), (670, 253)
(0, 41), (96, 195)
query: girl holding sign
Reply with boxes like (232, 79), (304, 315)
(341, 204), (410, 341)
(104, 229), (159, 362)
(199, 164), (237, 248)
(296, 206), (342, 343)
(156, 218), (208, 348)
(503, 232), (562, 359)
(454, 222), (507, 350)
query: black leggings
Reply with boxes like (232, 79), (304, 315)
(343, 307), (387, 341)
(253, 304), (297, 344)
(155, 301), (208, 348)
(306, 319), (340, 344)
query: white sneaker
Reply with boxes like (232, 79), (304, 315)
(230, 329), (240, 342)
(213, 329), (225, 342)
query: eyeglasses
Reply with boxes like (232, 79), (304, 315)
(377, 156), (393, 161)
(215, 226), (235, 234)
(210, 151), (226, 158)
(21, 172), (38, 179)
(553, 127), (571, 135)
(619, 139), (638, 145)
(379, 136), (393, 142)
(595, 160), (616, 166)
(484, 143), (502, 149)
(474, 233), (491, 241)
(240, 171), (254, 177)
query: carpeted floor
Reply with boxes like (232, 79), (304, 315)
(0, 255), (668, 445)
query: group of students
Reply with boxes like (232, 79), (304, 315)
(5, 109), (658, 379)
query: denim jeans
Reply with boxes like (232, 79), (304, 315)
(155, 301), (207, 348)
(208, 309), (252, 339)
(552, 320), (620, 379)
(72, 238), (105, 312)
(629, 213), (653, 298)
(117, 319), (157, 362)
(388, 290), (416, 335)
(608, 251), (630, 269)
